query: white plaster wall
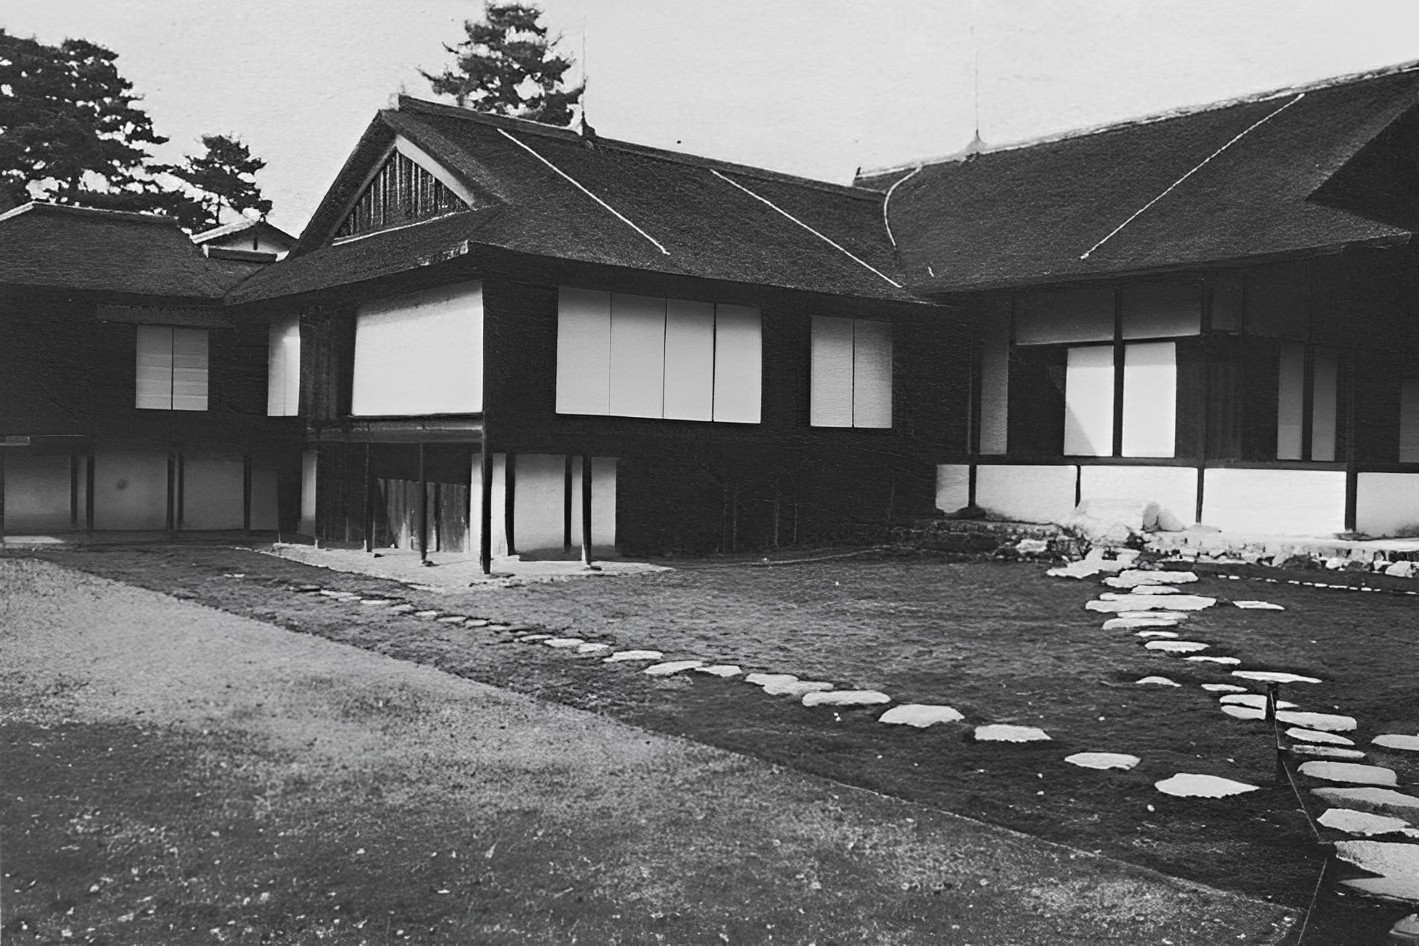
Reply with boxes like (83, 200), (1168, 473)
(852, 320), (893, 429)
(3, 455), (72, 531)
(351, 281), (482, 416)
(934, 464), (971, 513)
(1202, 469), (1347, 536)
(489, 453), (508, 556)
(512, 453), (567, 553)
(569, 456), (618, 549)
(1121, 342), (1175, 458)
(556, 287), (612, 415)
(181, 454), (245, 530)
(1079, 465), (1197, 525)
(712, 304), (762, 423)
(299, 449), (317, 534)
(810, 316), (854, 427)
(93, 449), (168, 530)
(609, 294), (666, 418)
(1355, 473), (1419, 537)
(1064, 346), (1114, 457)
(1276, 342), (1305, 460)
(663, 300), (715, 421)
(975, 465), (1077, 524)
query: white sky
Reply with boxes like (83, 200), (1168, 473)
(7, 0), (1419, 235)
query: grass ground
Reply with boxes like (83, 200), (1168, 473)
(8, 544), (1418, 941)
(0, 556), (1292, 945)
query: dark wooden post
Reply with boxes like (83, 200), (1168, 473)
(362, 443), (373, 553)
(504, 451), (517, 558)
(165, 450), (177, 535)
(242, 454), (253, 534)
(0, 449), (7, 544)
(417, 442), (428, 564)
(581, 453), (594, 567)
(70, 455), (80, 529)
(1196, 277), (1211, 525)
(563, 455), (574, 550)
(479, 443), (492, 575)
(1111, 284), (1125, 458)
(85, 442), (95, 534)
(1344, 352), (1358, 532)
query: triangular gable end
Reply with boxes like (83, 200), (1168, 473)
(333, 136), (480, 242)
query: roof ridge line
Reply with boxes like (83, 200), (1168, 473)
(0, 200), (180, 227)
(859, 58), (1419, 180)
(394, 95), (885, 201)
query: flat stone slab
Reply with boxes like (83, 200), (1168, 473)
(1392, 914), (1419, 941)
(360, 598), (397, 606)
(1289, 727), (1355, 746)
(1066, 752), (1140, 770)
(437, 615), (470, 624)
(745, 672), (798, 687)
(516, 633), (552, 642)
(1106, 569), (1200, 587)
(1335, 840), (1419, 904)
(414, 610), (440, 619)
(1104, 616), (1181, 631)
(644, 659), (705, 677)
(974, 724), (1050, 743)
(542, 637), (585, 649)
(1220, 693), (1298, 710)
(1312, 787), (1419, 818)
(1375, 734), (1419, 753)
(604, 649), (665, 663)
(1233, 601), (1285, 610)
(694, 664), (742, 678)
(879, 704), (963, 727)
(1137, 676), (1180, 686)
(464, 619), (491, 628)
(1299, 761), (1398, 786)
(1089, 596), (1214, 612)
(1136, 630), (1180, 639)
(1292, 744), (1367, 760)
(575, 642), (612, 656)
(1145, 640), (1208, 653)
(1222, 705), (1265, 721)
(1232, 670), (1323, 684)
(1319, 808), (1415, 836)
(1277, 710), (1357, 732)
(1116, 610), (1191, 621)
(1186, 655), (1241, 665)
(1202, 683), (1248, 693)
(1128, 585), (1182, 595)
(763, 678), (834, 698)
(802, 689), (890, 707)
(1155, 773), (1260, 798)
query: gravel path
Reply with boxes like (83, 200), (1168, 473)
(0, 557), (1294, 944)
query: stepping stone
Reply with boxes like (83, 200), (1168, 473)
(1392, 914), (1419, 942)
(1299, 761), (1398, 786)
(802, 690), (890, 707)
(1222, 705), (1266, 721)
(1277, 710), (1356, 732)
(974, 724), (1050, 743)
(1291, 744), (1367, 760)
(1154, 773), (1260, 797)
(1202, 683), (1248, 693)
(464, 619), (491, 628)
(1319, 808), (1415, 836)
(745, 672), (798, 688)
(879, 704), (963, 728)
(1104, 617), (1180, 631)
(319, 589), (355, 599)
(1375, 735), (1419, 753)
(1289, 727), (1355, 746)
(1220, 693), (1298, 710)
(1127, 585), (1182, 595)
(1137, 676), (1180, 686)
(576, 643), (612, 656)
(604, 650), (664, 663)
(360, 598), (395, 606)
(516, 633), (552, 642)
(388, 604), (416, 614)
(1090, 594), (1214, 612)
(1334, 840), (1419, 904)
(1233, 601), (1285, 610)
(1232, 670), (1322, 684)
(1145, 640), (1208, 654)
(644, 659), (705, 677)
(542, 637), (584, 649)
(1312, 787), (1419, 818)
(1117, 610), (1190, 621)
(414, 610), (441, 619)
(763, 678), (833, 698)
(1136, 630), (1180, 638)
(437, 615), (469, 624)
(1066, 752), (1140, 770)
(1106, 569), (1199, 588)
(694, 664), (742, 678)
(291, 584), (322, 593)
(1186, 655), (1240, 665)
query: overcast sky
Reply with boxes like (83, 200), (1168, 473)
(7, 0), (1419, 235)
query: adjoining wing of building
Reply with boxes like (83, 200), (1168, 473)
(5, 64), (1419, 561)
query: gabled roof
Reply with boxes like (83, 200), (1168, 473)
(0, 202), (259, 301)
(230, 97), (917, 305)
(866, 65), (1419, 293)
(192, 216), (297, 249)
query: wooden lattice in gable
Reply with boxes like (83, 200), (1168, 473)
(335, 150), (465, 239)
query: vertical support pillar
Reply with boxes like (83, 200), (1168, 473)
(563, 455), (574, 549)
(242, 454), (253, 534)
(580, 453), (594, 568)
(1111, 284), (1125, 458)
(85, 441), (95, 534)
(479, 443), (492, 575)
(0, 449), (7, 544)
(1344, 352), (1358, 533)
(417, 442), (428, 564)
(1196, 277), (1211, 525)
(165, 450), (177, 535)
(504, 451), (517, 558)
(70, 454), (80, 528)
(362, 443), (373, 553)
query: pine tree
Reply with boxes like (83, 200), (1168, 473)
(422, 2), (583, 126)
(0, 30), (171, 212)
(170, 134), (273, 233)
